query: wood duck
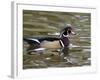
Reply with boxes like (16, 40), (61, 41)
(24, 24), (75, 58)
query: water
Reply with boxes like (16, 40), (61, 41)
(23, 10), (91, 69)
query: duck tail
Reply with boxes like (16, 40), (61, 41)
(23, 38), (28, 42)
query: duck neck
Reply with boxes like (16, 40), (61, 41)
(59, 33), (70, 47)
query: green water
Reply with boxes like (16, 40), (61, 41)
(23, 10), (91, 69)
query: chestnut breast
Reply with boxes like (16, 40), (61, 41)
(60, 36), (70, 47)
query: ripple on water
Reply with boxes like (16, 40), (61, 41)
(81, 46), (90, 49)
(79, 37), (90, 39)
(69, 44), (90, 49)
(83, 49), (90, 52)
(76, 29), (82, 31)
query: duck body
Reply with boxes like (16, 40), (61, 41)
(24, 25), (75, 57)
(41, 40), (61, 49)
(24, 37), (61, 50)
(24, 35), (70, 50)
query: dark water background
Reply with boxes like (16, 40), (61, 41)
(23, 10), (91, 69)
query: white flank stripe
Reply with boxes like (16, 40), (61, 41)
(60, 40), (64, 47)
(29, 38), (40, 43)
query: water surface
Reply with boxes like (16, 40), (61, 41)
(23, 10), (91, 69)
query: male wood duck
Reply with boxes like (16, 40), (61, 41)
(24, 24), (75, 59)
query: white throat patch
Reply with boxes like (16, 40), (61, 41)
(63, 34), (69, 37)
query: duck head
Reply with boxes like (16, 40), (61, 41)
(61, 24), (76, 37)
